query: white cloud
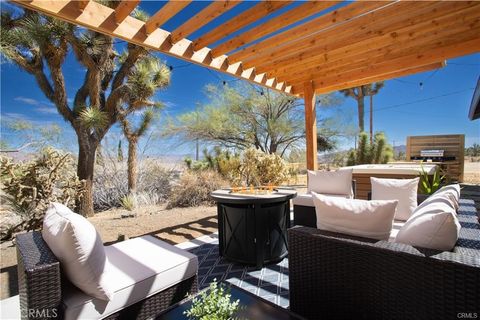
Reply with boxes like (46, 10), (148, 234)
(36, 107), (58, 114)
(14, 96), (59, 114)
(14, 96), (40, 106)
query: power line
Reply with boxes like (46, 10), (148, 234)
(369, 88), (474, 113)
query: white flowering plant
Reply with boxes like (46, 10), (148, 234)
(184, 280), (241, 320)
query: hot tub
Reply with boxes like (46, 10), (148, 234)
(343, 163), (437, 200)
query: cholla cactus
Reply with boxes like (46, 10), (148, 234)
(0, 148), (85, 234)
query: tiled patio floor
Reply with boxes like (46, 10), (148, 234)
(188, 239), (290, 308)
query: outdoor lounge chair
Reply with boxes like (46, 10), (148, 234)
(16, 232), (198, 320)
(288, 198), (480, 320)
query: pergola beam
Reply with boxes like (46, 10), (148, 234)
(10, 0), (293, 95)
(210, 1), (339, 58)
(192, 1), (292, 51)
(170, 0), (241, 44)
(114, 0), (140, 24)
(145, 1), (192, 35)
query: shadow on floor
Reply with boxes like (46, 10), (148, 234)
(104, 215), (218, 246)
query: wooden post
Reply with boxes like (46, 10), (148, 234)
(304, 81), (318, 171)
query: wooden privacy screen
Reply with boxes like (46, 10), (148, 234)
(406, 134), (465, 182)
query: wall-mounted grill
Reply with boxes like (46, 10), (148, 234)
(411, 149), (455, 162)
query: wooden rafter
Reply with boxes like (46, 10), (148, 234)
(10, 0), (293, 95)
(228, 1), (391, 64)
(192, 0), (292, 51)
(114, 0), (140, 24)
(145, 1), (192, 35)
(170, 0), (241, 44)
(210, 1), (340, 58)
(256, 1), (480, 84)
(9, 0), (480, 97)
(242, 0), (454, 70)
(278, 3), (480, 85)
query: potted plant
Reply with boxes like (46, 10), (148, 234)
(184, 280), (241, 320)
(417, 164), (445, 203)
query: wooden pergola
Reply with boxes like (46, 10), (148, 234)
(11, 0), (480, 170)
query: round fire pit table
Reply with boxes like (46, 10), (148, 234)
(211, 188), (297, 268)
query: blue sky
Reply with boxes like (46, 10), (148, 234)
(0, 1), (479, 157)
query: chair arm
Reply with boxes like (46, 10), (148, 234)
(16, 231), (62, 320)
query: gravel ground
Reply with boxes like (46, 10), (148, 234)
(0, 204), (217, 300)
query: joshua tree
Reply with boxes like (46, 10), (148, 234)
(340, 82), (384, 136)
(118, 56), (169, 193)
(0, 8), (169, 216)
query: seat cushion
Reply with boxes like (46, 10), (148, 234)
(62, 235), (198, 320)
(292, 193), (351, 207)
(371, 177), (419, 221)
(42, 203), (113, 301)
(307, 169), (353, 196)
(312, 193), (397, 240)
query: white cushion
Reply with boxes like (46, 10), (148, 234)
(307, 168), (353, 197)
(42, 203), (113, 301)
(418, 184), (460, 211)
(62, 235), (198, 320)
(389, 220), (406, 242)
(312, 193), (397, 240)
(292, 192), (351, 207)
(371, 177), (419, 221)
(395, 201), (461, 251)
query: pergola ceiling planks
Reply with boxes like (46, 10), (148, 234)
(192, 1), (292, 51)
(210, 1), (340, 58)
(169, 1), (241, 44)
(9, 0), (480, 98)
(228, 1), (393, 65)
(244, 0), (474, 72)
(144, 1), (192, 35)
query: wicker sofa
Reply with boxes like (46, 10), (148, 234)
(288, 198), (480, 320)
(16, 231), (198, 320)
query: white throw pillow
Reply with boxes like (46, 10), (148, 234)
(308, 168), (353, 196)
(395, 201), (460, 251)
(312, 193), (397, 240)
(42, 203), (113, 301)
(418, 184), (460, 211)
(371, 177), (419, 221)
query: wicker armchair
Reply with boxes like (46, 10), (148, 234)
(288, 199), (480, 320)
(16, 231), (198, 320)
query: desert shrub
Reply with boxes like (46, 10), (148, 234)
(120, 194), (136, 211)
(238, 147), (290, 186)
(0, 148), (84, 236)
(167, 170), (227, 209)
(347, 132), (393, 166)
(94, 160), (175, 211)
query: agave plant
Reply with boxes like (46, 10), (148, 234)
(418, 164), (445, 195)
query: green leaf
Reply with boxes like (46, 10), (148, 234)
(79, 108), (109, 130)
